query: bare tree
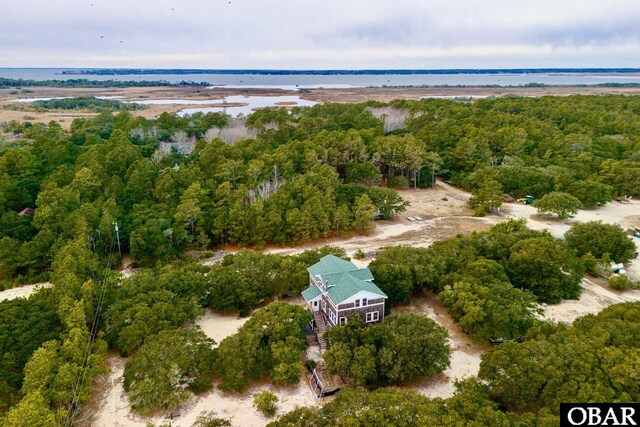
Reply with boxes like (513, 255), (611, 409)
(205, 118), (257, 145)
(367, 107), (410, 133)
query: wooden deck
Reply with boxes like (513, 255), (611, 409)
(306, 363), (348, 400)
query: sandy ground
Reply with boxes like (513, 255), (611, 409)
(87, 307), (317, 427)
(195, 309), (249, 346)
(3, 84), (640, 129)
(0, 281), (52, 302)
(394, 295), (487, 399)
(542, 276), (640, 324)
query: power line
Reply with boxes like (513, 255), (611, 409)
(63, 223), (120, 427)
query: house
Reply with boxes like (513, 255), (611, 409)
(302, 255), (387, 328)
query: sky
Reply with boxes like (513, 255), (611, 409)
(1, 0), (640, 69)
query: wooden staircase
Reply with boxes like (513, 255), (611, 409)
(314, 312), (327, 350)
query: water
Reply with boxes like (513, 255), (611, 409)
(176, 95), (317, 117)
(2, 68), (640, 87)
(10, 94), (318, 117)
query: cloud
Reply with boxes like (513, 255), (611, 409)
(1, 0), (639, 68)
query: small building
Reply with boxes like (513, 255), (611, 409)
(302, 255), (387, 328)
(17, 207), (35, 217)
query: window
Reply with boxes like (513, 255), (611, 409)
(313, 301), (318, 307)
(355, 299), (360, 308)
(366, 311), (379, 323)
(339, 317), (347, 325)
(362, 298), (368, 306)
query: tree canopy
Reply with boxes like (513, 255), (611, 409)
(213, 302), (310, 392)
(123, 328), (216, 414)
(564, 220), (637, 263)
(324, 313), (450, 387)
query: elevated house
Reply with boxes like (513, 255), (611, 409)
(302, 255), (387, 329)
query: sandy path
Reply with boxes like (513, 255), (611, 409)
(542, 276), (640, 324)
(394, 296), (487, 399)
(0, 282), (52, 302)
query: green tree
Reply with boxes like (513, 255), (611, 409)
(441, 278), (541, 342)
(366, 187), (409, 220)
(3, 391), (57, 427)
(535, 192), (582, 220)
(331, 204), (352, 236)
(123, 328), (216, 414)
(353, 194), (376, 234)
(508, 236), (583, 303)
(468, 179), (503, 216)
(175, 182), (206, 237)
(564, 221), (636, 263)
(213, 303), (309, 392)
(376, 314), (450, 384)
(324, 313), (450, 387)
(566, 180), (613, 207)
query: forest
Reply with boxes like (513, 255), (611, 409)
(2, 95), (640, 287)
(0, 94), (640, 425)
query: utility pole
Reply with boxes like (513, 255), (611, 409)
(114, 222), (121, 257)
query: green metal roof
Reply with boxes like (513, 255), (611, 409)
(349, 268), (375, 281)
(306, 255), (387, 305)
(302, 285), (322, 301)
(307, 255), (359, 277)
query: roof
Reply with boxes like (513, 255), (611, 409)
(18, 207), (34, 217)
(305, 255), (387, 305)
(307, 255), (359, 277)
(302, 285), (322, 301)
(326, 272), (387, 305)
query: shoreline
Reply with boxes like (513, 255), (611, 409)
(3, 85), (640, 128)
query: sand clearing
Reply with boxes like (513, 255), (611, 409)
(0, 282), (52, 302)
(195, 309), (249, 345)
(92, 353), (317, 427)
(542, 277), (640, 324)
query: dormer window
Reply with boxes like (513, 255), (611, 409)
(362, 298), (367, 306)
(355, 299), (360, 308)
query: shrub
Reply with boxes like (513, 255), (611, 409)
(191, 411), (232, 427)
(253, 391), (279, 417)
(581, 252), (600, 276)
(387, 175), (410, 189)
(608, 275), (631, 290)
(472, 207), (487, 217)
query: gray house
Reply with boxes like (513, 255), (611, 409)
(302, 255), (387, 327)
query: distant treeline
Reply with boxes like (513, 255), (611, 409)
(31, 97), (145, 112)
(0, 78), (208, 88)
(62, 68), (640, 75)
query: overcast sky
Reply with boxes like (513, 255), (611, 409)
(2, 0), (640, 69)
